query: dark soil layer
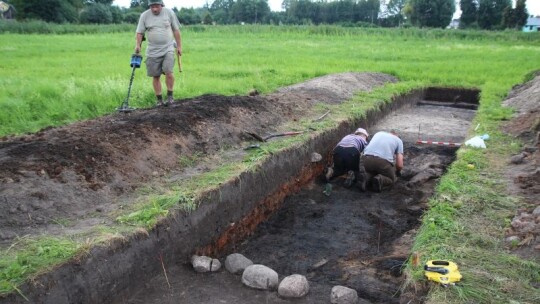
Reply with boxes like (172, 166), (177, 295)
(126, 144), (455, 304)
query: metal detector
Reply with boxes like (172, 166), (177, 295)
(117, 53), (143, 113)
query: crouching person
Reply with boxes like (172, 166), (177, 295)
(325, 128), (369, 187)
(358, 130), (403, 192)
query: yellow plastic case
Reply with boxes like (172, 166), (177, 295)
(424, 260), (462, 285)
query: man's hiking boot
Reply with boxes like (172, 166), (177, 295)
(156, 100), (164, 107)
(372, 175), (382, 193)
(164, 95), (174, 106)
(325, 167), (334, 182)
(344, 170), (355, 188)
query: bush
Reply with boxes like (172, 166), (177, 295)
(123, 12), (140, 24)
(80, 3), (113, 24)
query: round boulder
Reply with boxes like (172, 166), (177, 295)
(191, 255), (221, 273)
(331, 285), (358, 304)
(241, 264), (279, 290)
(225, 253), (253, 274)
(278, 274), (309, 298)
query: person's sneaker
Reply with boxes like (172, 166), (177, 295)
(325, 167), (334, 182)
(344, 170), (355, 188)
(372, 175), (382, 193)
(164, 95), (174, 106)
(156, 100), (164, 107)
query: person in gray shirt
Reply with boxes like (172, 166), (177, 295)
(135, 0), (182, 106)
(358, 130), (404, 192)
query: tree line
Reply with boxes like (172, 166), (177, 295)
(4, 0), (532, 30)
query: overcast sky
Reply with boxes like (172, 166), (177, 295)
(112, 0), (540, 17)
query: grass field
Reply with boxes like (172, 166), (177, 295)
(1, 25), (540, 302)
(1, 26), (539, 136)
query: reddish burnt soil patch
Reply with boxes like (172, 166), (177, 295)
(0, 72), (397, 245)
(502, 74), (540, 260)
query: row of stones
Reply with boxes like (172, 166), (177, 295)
(192, 253), (360, 303)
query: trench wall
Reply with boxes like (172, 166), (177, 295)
(1, 90), (424, 304)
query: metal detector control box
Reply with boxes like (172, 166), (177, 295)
(130, 54), (142, 68)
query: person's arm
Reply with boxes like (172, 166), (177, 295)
(135, 32), (144, 54)
(173, 29), (182, 56)
(395, 153), (404, 171)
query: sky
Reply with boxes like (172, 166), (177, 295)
(112, 0), (540, 17)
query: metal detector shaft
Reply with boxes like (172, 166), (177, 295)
(118, 66), (137, 113)
(118, 53), (142, 113)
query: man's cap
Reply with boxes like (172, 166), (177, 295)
(355, 128), (369, 138)
(148, 0), (164, 6)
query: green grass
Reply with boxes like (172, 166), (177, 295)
(1, 26), (539, 136)
(1, 25), (540, 301)
(0, 237), (84, 296)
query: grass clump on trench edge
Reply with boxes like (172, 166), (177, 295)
(0, 237), (85, 296)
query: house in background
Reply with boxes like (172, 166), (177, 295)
(0, 1), (16, 19)
(523, 16), (540, 32)
(447, 19), (460, 29)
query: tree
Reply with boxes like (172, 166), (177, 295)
(202, 11), (213, 24)
(109, 5), (123, 23)
(477, 0), (511, 30)
(514, 0), (528, 29)
(230, 0), (270, 24)
(405, 0), (455, 28)
(130, 0), (143, 8)
(84, 0), (113, 4)
(459, 0), (478, 28)
(502, 0), (528, 29)
(11, 0), (83, 23)
(210, 0), (234, 24)
(379, 0), (406, 27)
(177, 7), (201, 25)
(80, 3), (112, 23)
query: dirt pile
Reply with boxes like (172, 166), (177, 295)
(503, 74), (540, 260)
(0, 72), (397, 246)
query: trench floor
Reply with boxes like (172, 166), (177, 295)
(123, 103), (471, 303)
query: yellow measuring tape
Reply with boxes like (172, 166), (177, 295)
(424, 260), (462, 286)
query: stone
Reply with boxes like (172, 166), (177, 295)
(278, 274), (309, 298)
(241, 264), (278, 290)
(331, 285), (358, 304)
(510, 153), (525, 164)
(311, 152), (322, 162)
(191, 255), (221, 273)
(224, 253), (253, 274)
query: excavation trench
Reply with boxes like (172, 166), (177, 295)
(0, 82), (479, 304)
(124, 88), (479, 304)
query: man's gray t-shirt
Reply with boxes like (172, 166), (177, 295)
(363, 131), (404, 164)
(136, 8), (179, 58)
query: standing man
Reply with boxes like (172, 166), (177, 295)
(325, 128), (369, 188)
(135, 1), (182, 107)
(358, 130), (403, 192)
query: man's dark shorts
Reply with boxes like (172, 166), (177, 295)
(146, 52), (174, 77)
